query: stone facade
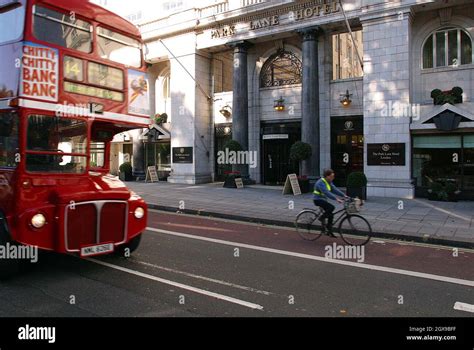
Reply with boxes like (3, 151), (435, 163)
(117, 0), (474, 198)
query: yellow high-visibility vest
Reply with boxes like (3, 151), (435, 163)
(314, 178), (331, 197)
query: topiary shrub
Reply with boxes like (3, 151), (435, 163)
(428, 181), (460, 202)
(346, 172), (368, 199)
(290, 142), (312, 162)
(290, 141), (312, 178)
(119, 162), (133, 181)
(431, 87), (463, 105)
(452, 86), (463, 103)
(224, 139), (243, 152)
(347, 172), (368, 188)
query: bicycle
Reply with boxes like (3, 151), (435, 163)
(295, 198), (372, 246)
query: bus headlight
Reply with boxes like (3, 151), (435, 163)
(31, 214), (47, 229)
(134, 207), (145, 219)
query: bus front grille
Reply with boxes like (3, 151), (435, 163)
(65, 201), (128, 252)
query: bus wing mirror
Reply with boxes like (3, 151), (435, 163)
(143, 43), (150, 61)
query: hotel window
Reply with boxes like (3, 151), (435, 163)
(332, 31), (363, 80)
(260, 50), (302, 88)
(422, 28), (473, 69)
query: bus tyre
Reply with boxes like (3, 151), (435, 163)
(0, 222), (20, 280)
(115, 235), (142, 258)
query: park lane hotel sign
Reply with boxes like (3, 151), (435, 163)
(210, 0), (340, 38)
(367, 143), (406, 166)
(20, 43), (59, 102)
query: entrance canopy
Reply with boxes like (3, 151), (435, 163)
(412, 103), (474, 131)
(142, 123), (171, 141)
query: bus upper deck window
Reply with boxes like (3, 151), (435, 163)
(97, 27), (142, 68)
(0, 0), (25, 44)
(33, 5), (92, 53)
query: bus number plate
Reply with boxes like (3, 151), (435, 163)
(80, 243), (114, 257)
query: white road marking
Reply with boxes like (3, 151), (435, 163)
(130, 258), (273, 296)
(86, 258), (264, 311)
(147, 227), (474, 288)
(453, 302), (474, 313)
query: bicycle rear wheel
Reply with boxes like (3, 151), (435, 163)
(338, 214), (372, 246)
(295, 210), (323, 241)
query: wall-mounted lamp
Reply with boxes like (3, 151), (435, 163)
(274, 97), (285, 112)
(340, 90), (353, 108)
(219, 105), (232, 118)
(224, 126), (231, 135)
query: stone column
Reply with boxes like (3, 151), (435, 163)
(299, 27), (320, 177)
(231, 41), (250, 179)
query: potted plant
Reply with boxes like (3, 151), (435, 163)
(289, 141), (312, 176)
(297, 175), (310, 194)
(427, 181), (442, 201)
(445, 182), (460, 202)
(430, 87), (463, 105)
(119, 162), (133, 182)
(223, 171), (242, 188)
(346, 172), (368, 200)
(428, 181), (461, 202)
(154, 113), (168, 125)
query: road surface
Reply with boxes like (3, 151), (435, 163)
(0, 210), (473, 317)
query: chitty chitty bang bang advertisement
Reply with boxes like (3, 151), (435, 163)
(20, 42), (59, 102)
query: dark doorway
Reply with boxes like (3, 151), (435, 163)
(215, 124), (232, 181)
(331, 116), (364, 187)
(262, 122), (300, 185)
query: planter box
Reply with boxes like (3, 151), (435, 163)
(298, 180), (310, 194)
(119, 172), (133, 182)
(347, 186), (367, 200)
(223, 175), (241, 188)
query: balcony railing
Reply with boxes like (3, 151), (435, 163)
(240, 0), (266, 7)
(139, 0), (273, 37)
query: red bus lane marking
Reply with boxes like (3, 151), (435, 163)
(146, 227), (474, 288)
(147, 211), (474, 282)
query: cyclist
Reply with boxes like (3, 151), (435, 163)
(313, 169), (349, 237)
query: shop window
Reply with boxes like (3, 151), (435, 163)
(464, 135), (474, 190)
(260, 50), (302, 88)
(412, 135), (474, 191)
(422, 28), (473, 69)
(332, 31), (363, 80)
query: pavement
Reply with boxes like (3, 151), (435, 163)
(127, 181), (474, 249)
(1, 211), (472, 318)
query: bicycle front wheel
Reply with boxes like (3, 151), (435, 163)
(338, 214), (372, 246)
(295, 210), (323, 242)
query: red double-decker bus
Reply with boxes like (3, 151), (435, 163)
(0, 0), (151, 275)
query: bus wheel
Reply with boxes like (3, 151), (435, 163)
(0, 224), (20, 280)
(115, 235), (142, 258)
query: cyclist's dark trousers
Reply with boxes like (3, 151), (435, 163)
(314, 200), (335, 228)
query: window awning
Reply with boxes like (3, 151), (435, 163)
(141, 123), (171, 141)
(411, 103), (474, 132)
